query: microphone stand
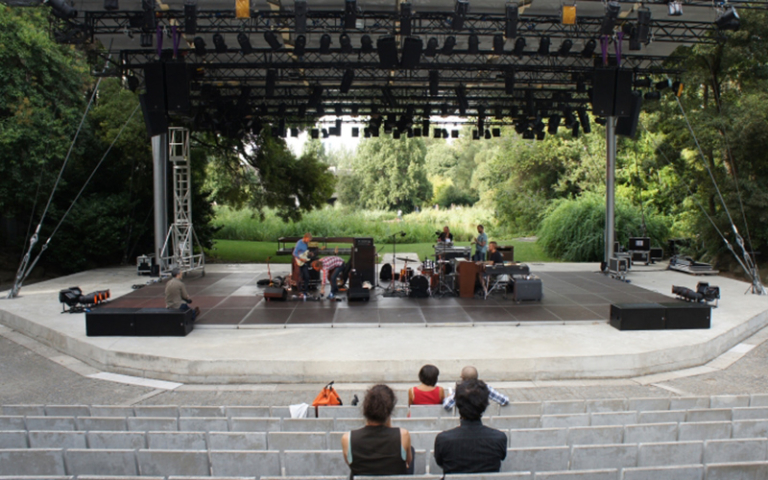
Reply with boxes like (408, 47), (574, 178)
(385, 231), (405, 295)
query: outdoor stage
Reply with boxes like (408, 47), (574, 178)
(1, 262), (767, 384)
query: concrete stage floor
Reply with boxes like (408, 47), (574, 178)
(1, 263), (767, 384)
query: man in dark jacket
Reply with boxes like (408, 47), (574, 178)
(433, 379), (507, 473)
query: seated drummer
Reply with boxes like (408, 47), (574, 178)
(438, 226), (453, 243)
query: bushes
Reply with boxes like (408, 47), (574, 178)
(537, 192), (670, 262)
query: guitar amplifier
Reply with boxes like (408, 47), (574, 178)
(512, 276), (542, 302)
(353, 237), (374, 247)
(347, 287), (370, 301)
(352, 239), (376, 285)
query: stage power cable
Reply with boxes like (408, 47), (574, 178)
(8, 49), (114, 299)
(8, 103), (141, 299)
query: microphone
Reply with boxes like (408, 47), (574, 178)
(400, 232), (406, 237)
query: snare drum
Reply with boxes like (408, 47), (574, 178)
(400, 267), (414, 282)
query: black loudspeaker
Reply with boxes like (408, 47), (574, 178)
(610, 303), (665, 330)
(661, 302), (711, 329)
(352, 238), (376, 285)
(139, 94), (168, 137)
(349, 270), (363, 289)
(85, 308), (138, 336)
(591, 69), (616, 116)
(616, 91), (642, 138)
(264, 287), (287, 300)
(144, 62), (166, 112)
(134, 308), (194, 336)
(164, 62), (191, 114)
(613, 69), (634, 117)
(348, 287), (370, 301)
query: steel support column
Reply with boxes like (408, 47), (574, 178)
(152, 133), (168, 270)
(604, 116), (617, 269)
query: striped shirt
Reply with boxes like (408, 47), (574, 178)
(442, 384), (509, 410)
(318, 256), (345, 283)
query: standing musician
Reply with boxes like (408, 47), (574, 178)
(437, 226), (453, 243)
(471, 224), (488, 261)
(312, 256), (346, 300)
(293, 232), (313, 299)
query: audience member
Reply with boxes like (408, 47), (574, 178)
(443, 366), (509, 410)
(434, 379), (508, 473)
(408, 364), (445, 406)
(341, 385), (413, 476)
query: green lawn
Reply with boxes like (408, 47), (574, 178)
(206, 239), (555, 263)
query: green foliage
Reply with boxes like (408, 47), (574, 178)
(537, 192), (670, 262)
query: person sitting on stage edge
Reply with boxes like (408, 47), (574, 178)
(488, 241), (504, 265)
(312, 255), (346, 300)
(433, 379), (508, 474)
(443, 366), (509, 410)
(471, 224), (488, 261)
(341, 384), (413, 476)
(165, 268), (200, 320)
(293, 232), (313, 299)
(438, 226), (453, 243)
(408, 364), (446, 406)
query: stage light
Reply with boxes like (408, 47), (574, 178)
(295, 0), (307, 34)
(634, 77), (652, 88)
(493, 34), (504, 54)
(364, 128), (371, 138)
(340, 33), (353, 53)
(453, 0), (469, 31)
(291, 128), (299, 137)
(515, 122), (526, 134)
(382, 86), (397, 107)
(538, 36), (550, 55)
(655, 79), (672, 90)
(361, 35), (374, 53)
(536, 131), (546, 140)
(492, 128), (501, 137)
(104, 0), (118, 10)
(477, 106), (485, 131)
(513, 37), (526, 56)
(184, 0), (197, 35)
(320, 34), (332, 54)
(484, 129), (491, 139)
(582, 38), (596, 57)
(563, 108), (575, 128)
(413, 128), (422, 137)
(442, 36), (456, 55)
(377, 36), (399, 68)
(340, 69), (354, 93)
(193, 36), (207, 56)
(429, 70), (439, 96)
(213, 33), (228, 53)
(547, 114), (560, 134)
(558, 39), (573, 55)
(716, 6), (740, 31)
(434, 128), (442, 139)
(644, 91), (661, 100)
(472, 130), (480, 140)
(449, 130), (457, 138)
(628, 24), (641, 51)
(401, 36), (423, 69)
(393, 130), (401, 139)
(577, 108), (591, 134)
(571, 121), (580, 138)
(601, 2), (621, 36)
(293, 34), (306, 56)
(668, 0), (683, 16)
(266, 69), (276, 97)
(456, 85), (468, 115)
(637, 8), (651, 43)
(238, 32), (253, 54)
(322, 128), (329, 138)
(468, 34), (480, 54)
(351, 105), (359, 116)
(562, 4), (576, 25)
(442, 129), (449, 139)
(141, 0), (154, 29)
(424, 37), (439, 57)
(505, 2), (518, 38)
(345, 0), (357, 30)
(264, 30), (282, 50)
(371, 128), (380, 137)
(400, 2), (412, 36)
(505, 69), (515, 94)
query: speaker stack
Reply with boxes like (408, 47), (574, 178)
(352, 237), (376, 285)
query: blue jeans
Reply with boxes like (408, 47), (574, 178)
(473, 251), (486, 262)
(179, 303), (197, 321)
(329, 263), (346, 295)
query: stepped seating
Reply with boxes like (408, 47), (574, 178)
(1, 395), (768, 479)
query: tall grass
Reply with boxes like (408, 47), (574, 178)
(213, 205), (496, 244)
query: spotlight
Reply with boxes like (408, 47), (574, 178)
(393, 130), (401, 139)
(193, 36), (207, 56)
(429, 70), (439, 96)
(453, 0), (469, 31)
(563, 108), (575, 127)
(401, 36), (423, 69)
(340, 69), (354, 93)
(364, 128), (371, 138)
(577, 108), (591, 134)
(382, 86), (397, 107)
(238, 32), (253, 54)
(345, 0), (357, 30)
(264, 30), (282, 50)
(340, 33), (353, 53)
(351, 127), (359, 138)
(452, 130), (459, 138)
(400, 2), (412, 36)
(668, 0), (683, 16)
(293, 34), (306, 56)
(484, 129), (491, 139)
(558, 39), (573, 55)
(184, 0), (197, 35)
(455, 85), (468, 115)
(213, 33), (228, 53)
(266, 70), (277, 97)
(494, 106), (503, 120)
(504, 70), (515, 94)
(322, 128), (329, 139)
(291, 128), (299, 137)
(320, 34), (332, 54)
(571, 121), (580, 138)
(442, 36), (456, 55)
(377, 36), (399, 68)
(716, 6), (740, 31)
(538, 36), (550, 55)
(105, 0), (118, 10)
(295, 0), (307, 34)
(361, 35), (374, 53)
(655, 79), (672, 90)
(601, 2), (621, 36)
(547, 115), (560, 135)
(141, 0), (154, 30)
(644, 91), (661, 100)
(505, 2), (518, 39)
(637, 8), (651, 43)
(536, 130), (546, 140)
(493, 34), (504, 54)
(468, 34), (480, 54)
(634, 77), (652, 88)
(311, 128), (319, 139)
(434, 128), (442, 139)
(492, 128), (501, 137)
(582, 38), (596, 57)
(513, 37), (526, 56)
(425, 37), (439, 57)
(472, 130), (480, 140)
(442, 129), (449, 139)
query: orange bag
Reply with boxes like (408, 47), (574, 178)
(312, 381), (343, 417)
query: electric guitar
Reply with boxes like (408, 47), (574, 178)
(295, 250), (313, 267)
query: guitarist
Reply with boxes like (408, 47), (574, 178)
(293, 232), (314, 299)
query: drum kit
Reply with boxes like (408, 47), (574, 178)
(386, 256), (457, 298)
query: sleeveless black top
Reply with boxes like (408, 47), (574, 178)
(349, 425), (407, 476)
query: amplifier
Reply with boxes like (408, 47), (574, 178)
(631, 251), (650, 264)
(353, 237), (374, 247)
(660, 302), (711, 329)
(512, 276), (542, 302)
(264, 287), (287, 300)
(610, 303), (665, 330)
(347, 287), (370, 301)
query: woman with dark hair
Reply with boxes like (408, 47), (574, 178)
(341, 385), (413, 476)
(408, 364), (445, 406)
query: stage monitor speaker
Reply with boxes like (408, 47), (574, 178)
(85, 308), (138, 336)
(348, 287), (370, 301)
(134, 308), (194, 336)
(610, 303), (665, 330)
(613, 69), (634, 116)
(263, 286), (287, 300)
(144, 62), (166, 112)
(139, 94), (168, 137)
(661, 302), (711, 329)
(616, 91), (642, 138)
(164, 62), (191, 114)
(591, 68), (616, 116)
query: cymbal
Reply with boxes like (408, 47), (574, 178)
(396, 257), (415, 262)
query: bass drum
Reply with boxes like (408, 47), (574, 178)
(409, 275), (431, 298)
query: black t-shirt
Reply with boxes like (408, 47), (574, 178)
(439, 232), (454, 242)
(489, 251), (504, 264)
